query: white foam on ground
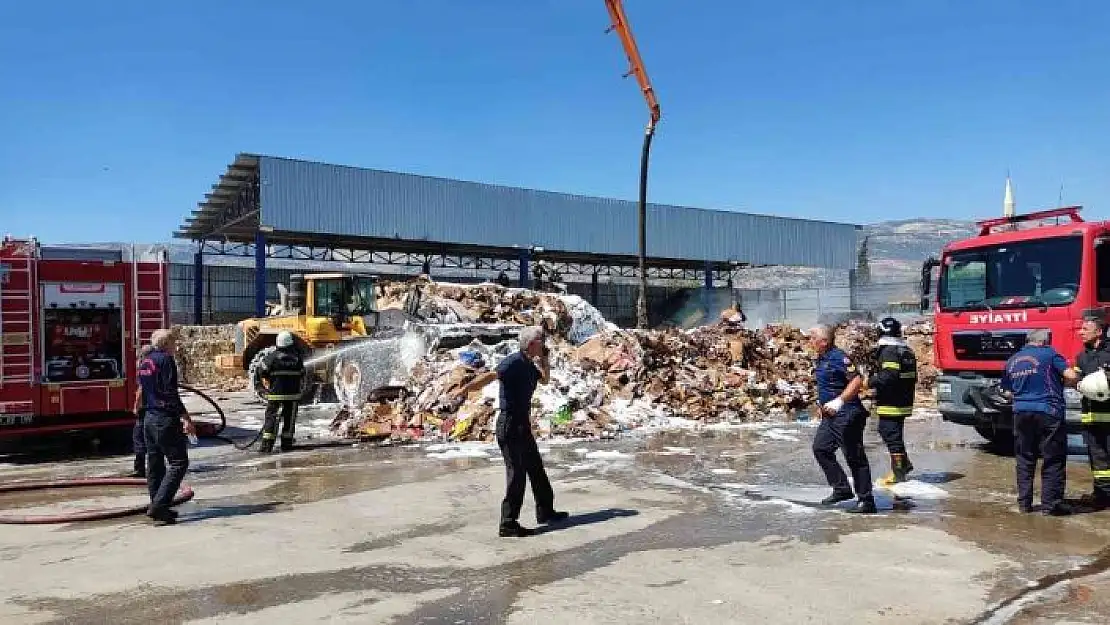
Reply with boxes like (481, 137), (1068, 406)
(663, 446), (693, 454)
(427, 447), (491, 460)
(880, 480), (950, 499)
(652, 474), (711, 493)
(584, 450), (631, 460)
(710, 468), (738, 475)
(573, 448), (589, 455)
(424, 442), (496, 460)
(760, 428), (801, 442)
(719, 482), (757, 490)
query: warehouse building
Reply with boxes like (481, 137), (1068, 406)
(173, 153), (862, 325)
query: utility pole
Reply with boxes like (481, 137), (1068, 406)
(604, 0), (661, 329)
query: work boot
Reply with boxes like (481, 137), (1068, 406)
(1078, 492), (1110, 511)
(891, 453), (912, 483)
(258, 438), (275, 454)
(130, 455), (146, 479)
(280, 437), (294, 452)
(845, 498), (877, 514)
(498, 522), (535, 538)
(821, 490), (855, 506)
(537, 510), (569, 524)
(148, 509), (178, 526)
(1043, 502), (1073, 517)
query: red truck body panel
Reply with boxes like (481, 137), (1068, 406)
(0, 237), (168, 439)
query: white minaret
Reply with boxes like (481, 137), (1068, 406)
(1003, 175), (1016, 217)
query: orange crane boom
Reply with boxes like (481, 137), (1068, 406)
(603, 0), (661, 125)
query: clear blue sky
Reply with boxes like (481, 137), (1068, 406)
(2, 0), (1108, 243)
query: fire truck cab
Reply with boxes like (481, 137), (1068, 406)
(923, 206), (1106, 451)
(0, 236), (167, 441)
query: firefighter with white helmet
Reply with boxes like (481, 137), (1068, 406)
(868, 317), (917, 484)
(1070, 315), (1110, 509)
(257, 331), (305, 453)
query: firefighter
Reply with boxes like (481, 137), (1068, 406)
(257, 331), (305, 453)
(868, 317), (917, 485)
(1001, 328), (1075, 516)
(138, 329), (196, 526)
(809, 324), (876, 514)
(1070, 316), (1110, 510)
(449, 326), (568, 537)
(129, 344), (154, 478)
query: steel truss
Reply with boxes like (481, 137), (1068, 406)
(195, 239), (735, 283)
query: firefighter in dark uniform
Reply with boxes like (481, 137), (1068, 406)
(1001, 328), (1074, 516)
(868, 317), (917, 484)
(1070, 316), (1110, 509)
(449, 326), (568, 537)
(809, 324), (876, 514)
(129, 344), (154, 478)
(257, 331), (305, 453)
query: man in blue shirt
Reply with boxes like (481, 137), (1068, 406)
(1001, 328), (1076, 516)
(809, 324), (876, 513)
(451, 326), (568, 537)
(138, 329), (196, 526)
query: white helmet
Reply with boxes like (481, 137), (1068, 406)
(1078, 369), (1110, 402)
(275, 331), (295, 349)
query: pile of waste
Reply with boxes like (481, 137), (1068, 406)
(379, 278), (614, 343)
(338, 280), (852, 442)
(171, 325), (248, 391)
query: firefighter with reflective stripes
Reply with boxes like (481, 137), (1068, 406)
(1071, 317), (1110, 509)
(258, 331), (305, 453)
(868, 317), (917, 484)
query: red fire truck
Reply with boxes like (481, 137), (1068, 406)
(0, 236), (167, 440)
(922, 206), (1103, 450)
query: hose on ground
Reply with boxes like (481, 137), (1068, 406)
(0, 478), (194, 525)
(178, 383), (262, 450)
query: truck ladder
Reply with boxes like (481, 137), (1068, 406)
(133, 252), (167, 349)
(0, 254), (35, 388)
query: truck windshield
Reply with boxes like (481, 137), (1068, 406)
(938, 235), (1082, 311)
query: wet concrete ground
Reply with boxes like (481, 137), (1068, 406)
(1, 401), (1110, 624)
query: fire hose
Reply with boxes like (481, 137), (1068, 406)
(179, 383), (264, 451)
(0, 478), (194, 525)
(0, 383), (354, 524)
(0, 385), (226, 525)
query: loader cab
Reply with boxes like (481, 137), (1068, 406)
(298, 273), (380, 337)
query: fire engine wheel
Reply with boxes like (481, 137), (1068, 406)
(0, 478), (194, 524)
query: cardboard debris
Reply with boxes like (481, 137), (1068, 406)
(170, 279), (937, 441)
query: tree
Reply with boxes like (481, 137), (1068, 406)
(856, 236), (872, 285)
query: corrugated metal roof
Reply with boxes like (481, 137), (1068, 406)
(256, 156), (859, 270)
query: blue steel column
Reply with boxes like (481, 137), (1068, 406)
(254, 230), (267, 318)
(703, 261), (713, 319)
(518, 249), (531, 288)
(193, 248), (204, 324)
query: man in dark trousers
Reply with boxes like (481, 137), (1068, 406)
(451, 326), (568, 537)
(1069, 316), (1110, 509)
(257, 331), (305, 453)
(809, 324), (876, 514)
(1001, 328), (1076, 516)
(138, 329), (196, 526)
(868, 317), (917, 485)
(129, 344), (154, 478)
